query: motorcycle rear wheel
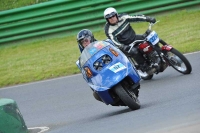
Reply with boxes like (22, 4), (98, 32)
(164, 48), (192, 74)
(114, 83), (140, 110)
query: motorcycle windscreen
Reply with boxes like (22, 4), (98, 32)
(79, 41), (110, 68)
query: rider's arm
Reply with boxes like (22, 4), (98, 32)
(123, 14), (156, 23)
(123, 14), (147, 22)
(104, 23), (123, 49)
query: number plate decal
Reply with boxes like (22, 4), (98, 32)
(147, 31), (159, 45)
(109, 62), (126, 73)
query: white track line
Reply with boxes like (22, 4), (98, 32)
(28, 126), (49, 133)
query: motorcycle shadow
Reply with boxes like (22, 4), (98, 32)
(88, 107), (134, 121)
(140, 72), (192, 84)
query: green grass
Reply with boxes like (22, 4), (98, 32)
(0, 9), (200, 88)
(0, 0), (50, 11)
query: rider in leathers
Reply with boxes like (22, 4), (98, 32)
(104, 7), (156, 67)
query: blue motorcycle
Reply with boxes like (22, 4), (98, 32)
(76, 40), (141, 110)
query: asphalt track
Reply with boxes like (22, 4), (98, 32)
(1, 52), (200, 133)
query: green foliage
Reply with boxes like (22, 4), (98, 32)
(0, 9), (199, 88)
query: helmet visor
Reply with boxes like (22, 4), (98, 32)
(78, 36), (91, 47)
(105, 12), (116, 19)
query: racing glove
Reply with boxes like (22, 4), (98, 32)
(120, 44), (131, 52)
(146, 16), (156, 23)
(120, 44), (139, 55)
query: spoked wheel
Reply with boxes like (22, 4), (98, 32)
(114, 83), (140, 110)
(164, 48), (192, 74)
(137, 70), (154, 80)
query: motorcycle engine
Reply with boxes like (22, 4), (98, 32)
(139, 42), (160, 63)
(138, 42), (153, 54)
(138, 42), (161, 74)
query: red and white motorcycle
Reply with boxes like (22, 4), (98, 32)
(127, 22), (192, 80)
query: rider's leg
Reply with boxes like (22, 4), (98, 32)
(129, 35), (146, 66)
(135, 34), (145, 40)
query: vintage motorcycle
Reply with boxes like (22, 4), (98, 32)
(127, 22), (192, 80)
(76, 40), (141, 110)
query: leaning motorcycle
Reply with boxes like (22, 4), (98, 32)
(127, 22), (192, 80)
(76, 40), (141, 110)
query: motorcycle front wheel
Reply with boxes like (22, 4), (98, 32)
(114, 83), (140, 110)
(164, 48), (192, 74)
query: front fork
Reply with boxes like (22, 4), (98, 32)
(158, 39), (173, 69)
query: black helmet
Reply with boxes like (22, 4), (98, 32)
(77, 29), (95, 49)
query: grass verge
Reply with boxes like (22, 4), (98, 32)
(0, 0), (50, 11)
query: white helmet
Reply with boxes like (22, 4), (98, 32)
(104, 7), (118, 19)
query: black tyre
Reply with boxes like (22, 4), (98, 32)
(114, 83), (140, 110)
(141, 75), (153, 80)
(138, 70), (154, 80)
(165, 48), (192, 74)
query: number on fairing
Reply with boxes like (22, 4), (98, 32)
(109, 62), (126, 73)
(147, 31), (159, 45)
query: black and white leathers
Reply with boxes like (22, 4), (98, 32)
(104, 14), (148, 49)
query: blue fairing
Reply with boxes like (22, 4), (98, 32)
(85, 49), (140, 89)
(79, 41), (140, 104)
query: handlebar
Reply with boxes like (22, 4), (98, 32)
(127, 21), (160, 53)
(128, 40), (144, 53)
(148, 21), (160, 30)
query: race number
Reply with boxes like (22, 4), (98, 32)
(147, 31), (159, 45)
(109, 62), (126, 73)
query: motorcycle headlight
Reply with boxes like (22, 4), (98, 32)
(93, 55), (112, 71)
(93, 61), (103, 71)
(102, 55), (111, 64)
